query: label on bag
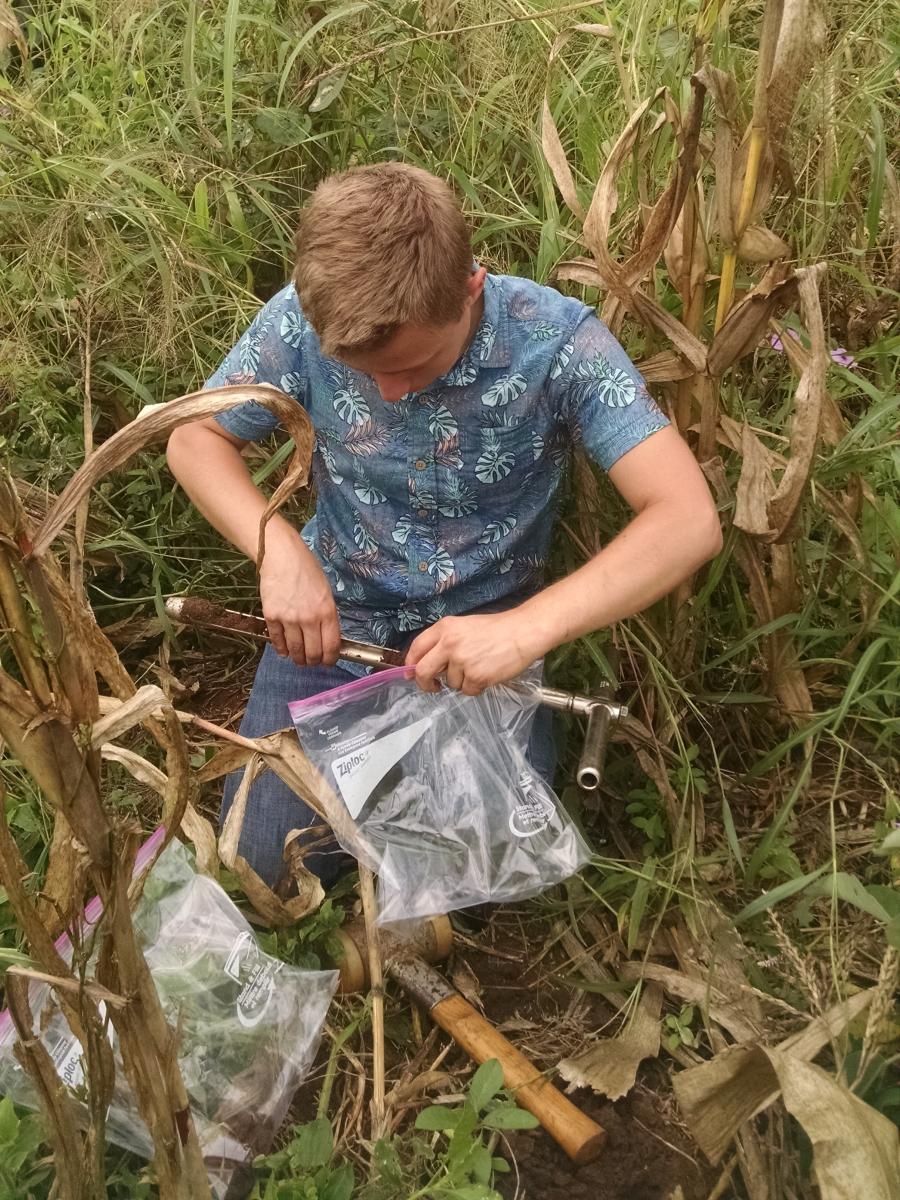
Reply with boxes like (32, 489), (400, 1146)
(508, 771), (555, 838)
(330, 717), (432, 818)
(224, 931), (282, 1029)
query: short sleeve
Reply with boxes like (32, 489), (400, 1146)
(205, 284), (309, 442)
(553, 314), (669, 471)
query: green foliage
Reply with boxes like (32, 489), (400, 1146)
(250, 1061), (530, 1200)
(0, 1098), (53, 1197)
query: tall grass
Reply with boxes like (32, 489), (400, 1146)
(1, 1), (898, 1194)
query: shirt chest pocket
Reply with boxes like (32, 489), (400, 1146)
(460, 422), (538, 491)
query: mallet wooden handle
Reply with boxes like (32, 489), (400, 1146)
(430, 993), (606, 1165)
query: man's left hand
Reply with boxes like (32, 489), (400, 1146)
(405, 610), (549, 694)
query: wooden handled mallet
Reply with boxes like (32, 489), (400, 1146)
(334, 914), (607, 1166)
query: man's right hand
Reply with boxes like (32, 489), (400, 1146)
(258, 523), (341, 667)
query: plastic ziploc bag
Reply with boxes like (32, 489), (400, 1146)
(0, 830), (337, 1200)
(290, 667), (591, 925)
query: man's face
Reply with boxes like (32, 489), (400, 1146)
(338, 268), (486, 403)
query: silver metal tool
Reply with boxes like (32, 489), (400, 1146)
(165, 596), (625, 791)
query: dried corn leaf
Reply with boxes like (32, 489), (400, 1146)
(219, 753), (263, 868)
(231, 852), (323, 927)
(767, 264), (828, 540)
(578, 89), (709, 370)
(778, 1052), (900, 1200)
(707, 264), (797, 376)
(100, 744), (167, 793)
(693, 63), (741, 246)
(636, 351), (695, 383)
(32, 385), (315, 565)
(558, 982), (662, 1099)
(737, 225), (790, 262)
(673, 987), (875, 1164)
(733, 424), (775, 537)
(541, 23), (613, 222)
(619, 961), (760, 1044)
(767, 1), (826, 178)
(0, 1), (26, 58)
(180, 802), (219, 878)
(89, 685), (167, 746)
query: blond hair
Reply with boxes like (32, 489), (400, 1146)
(292, 163), (473, 357)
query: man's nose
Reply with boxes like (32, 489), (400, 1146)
(373, 375), (410, 403)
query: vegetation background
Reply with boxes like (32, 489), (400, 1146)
(0, 1), (897, 1197)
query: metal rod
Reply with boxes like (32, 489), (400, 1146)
(164, 596), (627, 786)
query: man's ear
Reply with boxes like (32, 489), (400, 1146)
(465, 265), (487, 307)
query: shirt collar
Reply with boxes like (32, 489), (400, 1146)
(432, 274), (512, 389)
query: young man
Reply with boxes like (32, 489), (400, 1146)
(167, 163), (721, 890)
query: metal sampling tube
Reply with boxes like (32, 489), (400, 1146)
(164, 596), (626, 790)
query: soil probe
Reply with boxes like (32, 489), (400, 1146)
(164, 596), (626, 791)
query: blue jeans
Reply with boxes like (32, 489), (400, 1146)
(219, 647), (558, 890)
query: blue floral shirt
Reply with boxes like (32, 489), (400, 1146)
(207, 273), (668, 648)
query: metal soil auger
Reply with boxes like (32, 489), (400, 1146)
(164, 596), (627, 792)
(165, 594), (626, 1165)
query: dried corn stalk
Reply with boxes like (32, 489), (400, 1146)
(541, 9), (838, 722)
(0, 386), (320, 1194)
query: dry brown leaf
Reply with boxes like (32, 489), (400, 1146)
(673, 987), (876, 1164)
(737, 225), (791, 262)
(541, 23), (613, 221)
(180, 803), (219, 878)
(100, 743), (167, 793)
(733, 424), (775, 537)
(766, 264), (828, 540)
(231, 853), (324, 927)
(0, 1), (26, 58)
(766, 1), (827, 178)
(219, 753), (263, 868)
(693, 63), (741, 247)
(558, 982), (662, 1099)
(577, 87), (708, 370)
(619, 961), (761, 1044)
(707, 264), (797, 376)
(32, 385), (314, 565)
(89, 685), (167, 746)
(635, 351), (695, 383)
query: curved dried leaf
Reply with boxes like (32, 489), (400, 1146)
(636, 351), (695, 383)
(708, 264), (797, 376)
(674, 989), (877, 1166)
(767, 264), (828, 539)
(219, 754), (263, 868)
(737, 224), (791, 262)
(558, 983), (662, 1100)
(32, 385), (314, 559)
(0, 1), (27, 58)
(541, 23), (614, 222)
(733, 424), (775, 537)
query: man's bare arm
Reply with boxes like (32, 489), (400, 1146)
(407, 426), (722, 693)
(166, 419), (340, 666)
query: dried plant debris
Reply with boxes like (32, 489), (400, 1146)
(558, 982), (662, 1100)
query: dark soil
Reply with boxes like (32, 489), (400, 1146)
(453, 909), (719, 1200)
(498, 1089), (712, 1200)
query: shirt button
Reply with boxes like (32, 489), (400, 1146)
(418, 397), (429, 407)
(414, 459), (427, 470)
(418, 561), (428, 572)
(417, 508), (429, 519)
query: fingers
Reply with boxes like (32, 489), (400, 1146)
(321, 610), (342, 666)
(283, 621), (307, 665)
(267, 619), (288, 658)
(406, 623), (441, 666)
(301, 621), (323, 667)
(413, 645), (448, 693)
